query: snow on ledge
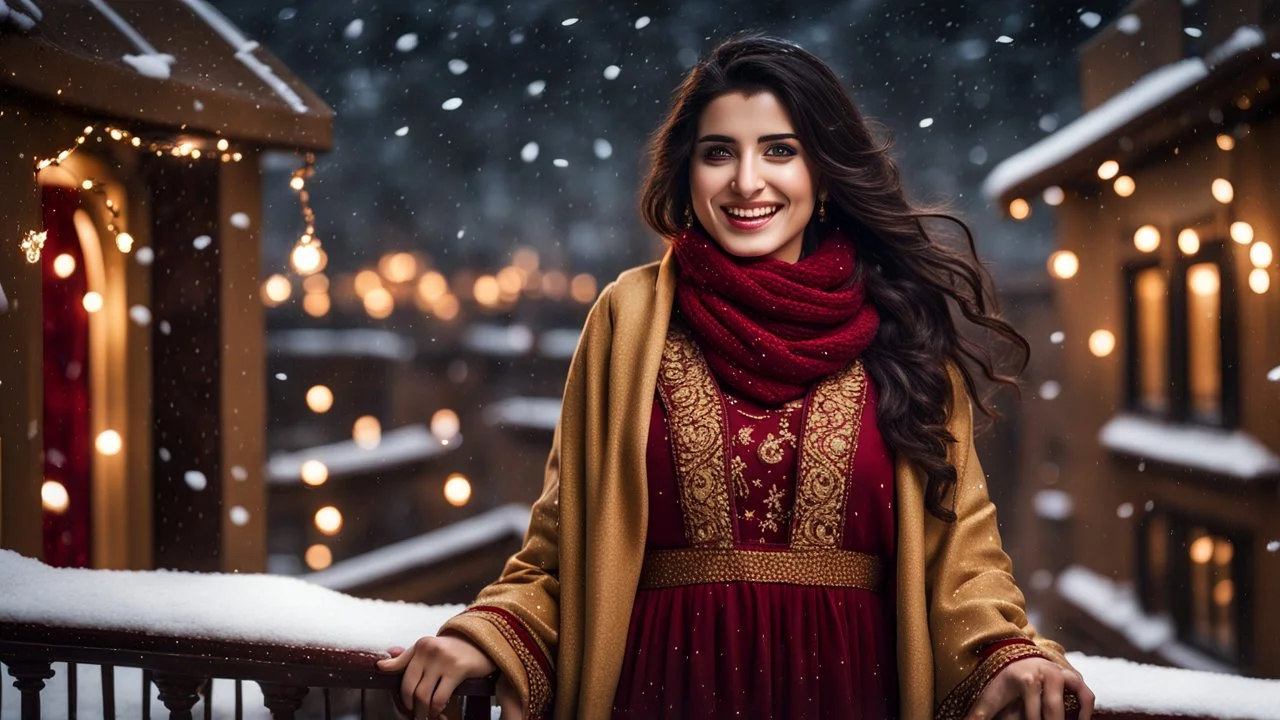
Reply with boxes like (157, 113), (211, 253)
(308, 504), (531, 592)
(268, 328), (416, 361)
(1099, 413), (1280, 480)
(0, 0), (43, 31)
(1068, 653), (1280, 719)
(483, 396), (561, 432)
(982, 26), (1268, 203)
(267, 424), (454, 484)
(0, 550), (461, 654)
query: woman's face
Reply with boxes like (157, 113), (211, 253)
(689, 91), (820, 264)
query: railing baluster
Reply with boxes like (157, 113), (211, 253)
(202, 678), (212, 720)
(142, 669), (152, 720)
(7, 659), (55, 720)
(67, 662), (77, 719)
(101, 665), (116, 720)
(359, 688), (366, 720)
(234, 679), (242, 720)
(153, 672), (203, 720)
(322, 687), (331, 720)
(259, 682), (309, 720)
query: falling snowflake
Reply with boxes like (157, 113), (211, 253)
(231, 465), (248, 481)
(1079, 11), (1102, 28)
(520, 142), (539, 162)
(158, 447), (171, 462)
(396, 33), (419, 52)
(1185, 27), (1203, 38)
(526, 80), (546, 97)
(395, 126), (409, 137)
(1117, 14), (1142, 34)
(634, 16), (651, 29)
(229, 213), (250, 229)
(128, 305), (151, 326)
(996, 35), (1014, 44)
(448, 59), (469, 75)
(343, 19), (364, 40)
(918, 117), (934, 128)
(158, 321), (171, 336)
(441, 97), (463, 111)
(1116, 502), (1134, 519)
(184, 470), (207, 491)
(561, 18), (579, 26)
(603, 65), (621, 80)
(1050, 331), (1065, 344)
(229, 506), (250, 526)
(135, 247), (154, 266)
(1039, 380), (1061, 400)
(1268, 540), (1280, 553)
(1266, 364), (1280, 381)
(553, 158), (569, 168)
(593, 139), (613, 159)
(193, 235), (212, 250)
(1039, 114), (1059, 132)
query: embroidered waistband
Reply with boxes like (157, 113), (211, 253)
(638, 547), (883, 590)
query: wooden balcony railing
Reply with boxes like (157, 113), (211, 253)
(0, 621), (495, 719)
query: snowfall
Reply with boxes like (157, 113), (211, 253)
(3, 551), (1280, 718)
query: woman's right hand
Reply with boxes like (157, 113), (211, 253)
(376, 635), (523, 719)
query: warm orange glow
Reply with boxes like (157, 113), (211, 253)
(1096, 160), (1120, 180)
(290, 176), (306, 191)
(115, 232), (134, 254)
(1113, 175), (1135, 197)
(497, 266), (525, 299)
(1188, 265), (1220, 296)
(430, 409), (461, 442)
(262, 274), (292, 305)
(1190, 536), (1214, 564)
(379, 252), (418, 283)
(434, 293), (460, 320)
(1008, 198), (1030, 220)
(1213, 579), (1234, 607)
(1230, 221), (1254, 245)
(53, 253), (77, 278)
(314, 506), (343, 535)
(303, 273), (330, 294)
(1047, 250), (1079, 280)
(363, 287), (394, 319)
(1211, 178), (1234, 204)
(542, 270), (569, 300)
(305, 544), (333, 570)
(1042, 186), (1065, 206)
(1214, 540), (1234, 566)
(1250, 241), (1273, 268)
(444, 473), (472, 507)
(303, 292), (331, 317)
(354, 269), (383, 298)
(353, 416), (382, 449)
(473, 275), (501, 306)
(1216, 134), (1235, 151)
(1178, 228), (1201, 256)
(570, 273), (599, 303)
(1249, 268), (1270, 294)
(82, 291), (104, 313)
(306, 385), (334, 413)
(42, 480), (70, 514)
(291, 242), (324, 275)
(1088, 330), (1116, 358)
(512, 246), (540, 271)
(300, 460), (329, 487)
(417, 271), (448, 303)
(95, 429), (122, 455)
(1133, 225), (1161, 253)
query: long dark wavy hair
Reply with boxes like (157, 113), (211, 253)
(639, 33), (1030, 522)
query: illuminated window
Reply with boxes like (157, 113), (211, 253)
(1182, 525), (1244, 663)
(1185, 262), (1222, 423)
(1125, 264), (1168, 413)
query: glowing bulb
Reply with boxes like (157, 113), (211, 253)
(1211, 178), (1234, 204)
(1088, 330), (1116, 358)
(430, 409), (461, 441)
(1177, 228), (1201, 255)
(1047, 250), (1079, 279)
(1216, 134), (1235, 151)
(1133, 225), (1161, 253)
(1188, 265), (1220, 296)
(82, 291), (104, 313)
(1213, 579), (1234, 607)
(81, 179), (94, 190)
(379, 252), (417, 283)
(300, 460), (329, 487)
(305, 544), (332, 570)
(1008, 198), (1030, 220)
(53, 253), (76, 278)
(1097, 160), (1119, 180)
(1214, 541), (1234, 566)
(217, 138), (230, 152)
(417, 271), (448, 303)
(473, 275), (501, 307)
(434, 293), (460, 321)
(354, 269), (382, 298)
(262, 274), (292, 305)
(353, 416), (382, 449)
(314, 506), (343, 535)
(496, 266), (525, 298)
(95, 429), (122, 455)
(570, 273), (599, 303)
(1113, 175), (1135, 197)
(115, 232), (134, 253)
(303, 274), (330, 294)
(1249, 268), (1270, 294)
(542, 270), (569, 299)
(306, 385), (334, 413)
(1190, 536), (1214, 564)
(1230, 221), (1254, 245)
(290, 176), (305, 191)
(1250, 241), (1273, 268)
(42, 480), (70, 514)
(444, 473), (472, 507)
(363, 287), (394, 319)
(291, 242), (323, 275)
(512, 247), (540, 271)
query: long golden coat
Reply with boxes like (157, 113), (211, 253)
(440, 252), (1070, 719)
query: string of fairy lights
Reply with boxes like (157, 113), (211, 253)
(23, 124), (320, 274)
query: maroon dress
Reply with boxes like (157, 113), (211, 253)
(611, 327), (898, 719)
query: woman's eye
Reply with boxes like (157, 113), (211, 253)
(766, 144), (797, 157)
(703, 146), (731, 159)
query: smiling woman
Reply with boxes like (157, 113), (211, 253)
(380, 33), (1093, 720)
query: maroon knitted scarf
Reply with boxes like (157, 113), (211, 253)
(672, 226), (880, 406)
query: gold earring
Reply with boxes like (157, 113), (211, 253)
(818, 199), (827, 223)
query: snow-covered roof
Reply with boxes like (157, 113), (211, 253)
(1099, 413), (1280, 481)
(0, 0), (332, 150)
(308, 504), (531, 592)
(982, 26), (1269, 205)
(267, 424), (455, 484)
(482, 396), (561, 432)
(268, 328), (416, 362)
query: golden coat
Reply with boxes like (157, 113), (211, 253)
(439, 252), (1069, 719)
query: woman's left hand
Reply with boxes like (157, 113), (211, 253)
(962, 657), (1095, 720)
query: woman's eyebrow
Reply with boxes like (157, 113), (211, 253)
(695, 133), (799, 144)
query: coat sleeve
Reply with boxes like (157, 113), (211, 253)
(435, 282), (616, 720)
(928, 364), (1078, 720)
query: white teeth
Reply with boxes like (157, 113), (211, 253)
(724, 206), (779, 218)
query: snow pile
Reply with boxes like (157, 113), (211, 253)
(1099, 414), (1280, 480)
(483, 396), (561, 432)
(1068, 653), (1280, 719)
(1032, 489), (1073, 520)
(0, 0), (42, 31)
(983, 26), (1269, 202)
(309, 504), (531, 592)
(267, 424), (453, 483)
(0, 550), (461, 653)
(463, 323), (534, 357)
(269, 328), (416, 361)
